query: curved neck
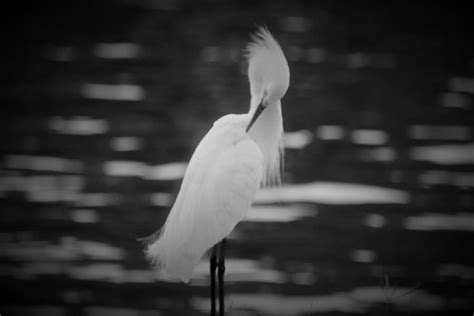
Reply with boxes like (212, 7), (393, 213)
(248, 97), (284, 186)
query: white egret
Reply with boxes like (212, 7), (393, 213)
(144, 26), (290, 316)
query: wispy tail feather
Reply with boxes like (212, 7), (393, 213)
(137, 227), (163, 245)
(144, 233), (197, 283)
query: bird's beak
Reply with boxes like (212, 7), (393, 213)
(245, 101), (265, 133)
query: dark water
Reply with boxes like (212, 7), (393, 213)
(1, 1), (474, 315)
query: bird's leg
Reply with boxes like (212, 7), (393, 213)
(218, 238), (227, 316)
(210, 245), (217, 316)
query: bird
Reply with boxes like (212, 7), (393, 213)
(143, 26), (290, 316)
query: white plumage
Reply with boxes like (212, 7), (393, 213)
(144, 27), (290, 282)
(146, 115), (262, 282)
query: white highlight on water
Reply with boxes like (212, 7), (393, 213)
(410, 143), (474, 165)
(110, 137), (142, 151)
(404, 213), (474, 232)
(150, 192), (175, 207)
(365, 214), (387, 228)
(102, 161), (187, 180)
(350, 249), (377, 263)
(192, 258), (285, 284)
(245, 205), (316, 222)
(255, 182), (409, 205)
(316, 125), (345, 140)
(81, 83), (145, 101)
(283, 130), (313, 149)
(4, 155), (83, 173)
(93, 43), (141, 59)
(49, 116), (109, 135)
(351, 129), (388, 145)
(191, 286), (444, 314)
(409, 125), (470, 141)
(449, 77), (474, 94)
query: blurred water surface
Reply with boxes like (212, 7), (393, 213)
(1, 0), (474, 315)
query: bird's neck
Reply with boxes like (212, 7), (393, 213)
(248, 98), (284, 186)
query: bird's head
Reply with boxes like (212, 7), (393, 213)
(245, 26), (290, 132)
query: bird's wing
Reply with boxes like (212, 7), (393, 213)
(145, 119), (263, 282)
